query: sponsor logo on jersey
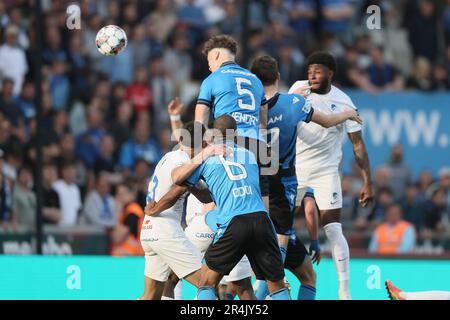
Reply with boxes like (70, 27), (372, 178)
(302, 101), (312, 114)
(330, 192), (339, 205)
(331, 104), (337, 111)
(195, 232), (214, 239)
(268, 114), (283, 125)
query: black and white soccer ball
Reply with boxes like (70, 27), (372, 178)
(95, 25), (127, 56)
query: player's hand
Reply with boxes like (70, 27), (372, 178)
(292, 85), (312, 97)
(167, 97), (183, 116)
(309, 240), (322, 265)
(201, 144), (229, 161)
(145, 201), (158, 216)
(359, 183), (374, 208)
(347, 110), (363, 125)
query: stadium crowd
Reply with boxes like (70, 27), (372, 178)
(0, 0), (449, 254)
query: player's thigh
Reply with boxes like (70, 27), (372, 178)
(295, 169), (309, 207)
(144, 250), (171, 282)
(247, 213), (285, 282)
(222, 255), (253, 283)
(204, 218), (247, 276)
(184, 216), (214, 253)
(308, 168), (342, 211)
(153, 236), (203, 280)
(285, 236), (308, 274)
(269, 174), (297, 236)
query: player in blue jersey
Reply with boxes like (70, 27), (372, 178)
(172, 115), (290, 300)
(249, 55), (362, 300)
(194, 35), (271, 209)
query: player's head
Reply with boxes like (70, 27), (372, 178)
(250, 55), (280, 87)
(212, 115), (236, 141)
(179, 121), (206, 157)
(306, 51), (336, 94)
(203, 35), (238, 72)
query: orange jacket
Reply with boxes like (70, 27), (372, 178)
(374, 220), (414, 254)
(111, 202), (144, 256)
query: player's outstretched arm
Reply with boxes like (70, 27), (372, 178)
(311, 109), (362, 128)
(187, 186), (213, 204)
(195, 104), (210, 127)
(168, 98), (184, 141)
(145, 185), (188, 216)
(348, 131), (374, 207)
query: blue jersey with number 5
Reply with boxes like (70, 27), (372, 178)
(197, 62), (266, 141)
(185, 141), (267, 226)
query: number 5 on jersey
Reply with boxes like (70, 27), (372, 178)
(235, 77), (255, 111)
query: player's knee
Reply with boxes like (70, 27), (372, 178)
(298, 265), (316, 287)
(321, 209), (341, 226)
(231, 278), (253, 295)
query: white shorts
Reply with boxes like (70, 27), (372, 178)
(185, 215), (253, 283)
(296, 166), (342, 210)
(141, 230), (202, 282)
(185, 215), (215, 254)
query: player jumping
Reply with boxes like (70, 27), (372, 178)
(250, 55), (362, 300)
(289, 52), (374, 300)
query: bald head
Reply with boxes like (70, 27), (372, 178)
(213, 115), (236, 139)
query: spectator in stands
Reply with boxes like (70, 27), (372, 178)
(277, 41), (303, 87)
(369, 203), (416, 254)
(82, 173), (117, 228)
(418, 169), (434, 201)
(366, 46), (404, 91)
(0, 150), (13, 229)
(75, 106), (106, 169)
(0, 25), (28, 95)
(217, 0), (241, 35)
(400, 183), (424, 232)
(320, 0), (354, 35)
(444, 0), (450, 44)
(100, 40), (134, 84)
(14, 80), (36, 126)
(422, 187), (447, 238)
(407, 0), (440, 63)
(432, 63), (450, 91)
(94, 134), (122, 185)
(41, 163), (61, 225)
(438, 168), (450, 211)
(178, 0), (206, 29)
(0, 78), (23, 129)
(130, 24), (151, 70)
(162, 34), (193, 90)
(341, 175), (360, 228)
(286, 0), (316, 52)
(366, 187), (395, 228)
(108, 100), (133, 156)
(111, 181), (144, 256)
(49, 59), (70, 110)
(12, 166), (36, 231)
(385, 144), (412, 200)
(119, 120), (161, 175)
(146, 0), (177, 43)
(53, 161), (82, 227)
(126, 66), (152, 113)
(406, 57), (433, 91)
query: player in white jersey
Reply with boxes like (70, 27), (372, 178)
(139, 121), (224, 300)
(289, 52), (374, 300)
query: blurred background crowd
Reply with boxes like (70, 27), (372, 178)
(0, 0), (449, 255)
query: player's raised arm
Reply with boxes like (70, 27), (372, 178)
(310, 108), (362, 128)
(168, 98), (184, 140)
(348, 131), (373, 207)
(195, 104), (211, 127)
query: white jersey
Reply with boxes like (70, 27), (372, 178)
(185, 193), (205, 226)
(289, 80), (362, 169)
(145, 149), (190, 237)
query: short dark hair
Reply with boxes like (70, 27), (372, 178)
(180, 121), (206, 149)
(250, 55), (279, 86)
(202, 35), (238, 56)
(213, 115), (236, 137)
(307, 51), (337, 73)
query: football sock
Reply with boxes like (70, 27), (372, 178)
(298, 284), (316, 300)
(196, 286), (217, 300)
(269, 288), (291, 300)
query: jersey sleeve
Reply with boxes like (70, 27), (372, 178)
(343, 96), (362, 133)
(197, 76), (213, 108)
(292, 94), (314, 124)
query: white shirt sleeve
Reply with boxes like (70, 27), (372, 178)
(343, 95), (362, 134)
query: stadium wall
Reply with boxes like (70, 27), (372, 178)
(342, 91), (450, 177)
(1, 256), (449, 300)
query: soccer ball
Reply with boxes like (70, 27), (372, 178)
(95, 25), (127, 56)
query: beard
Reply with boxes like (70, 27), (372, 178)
(310, 80), (332, 94)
